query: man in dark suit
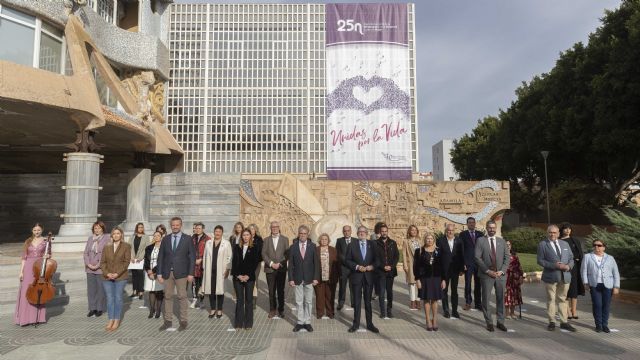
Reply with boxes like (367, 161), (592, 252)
(157, 217), (196, 331)
(288, 225), (319, 332)
(374, 224), (399, 318)
(262, 221), (290, 319)
(460, 216), (484, 310)
(438, 224), (465, 319)
(475, 220), (510, 332)
(345, 226), (380, 333)
(335, 225), (355, 310)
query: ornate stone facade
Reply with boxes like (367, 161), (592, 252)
(240, 174), (510, 248)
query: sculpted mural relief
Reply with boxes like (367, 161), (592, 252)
(240, 175), (510, 250)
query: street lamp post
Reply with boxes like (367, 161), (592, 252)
(541, 151), (551, 225)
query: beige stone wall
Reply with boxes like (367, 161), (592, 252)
(240, 175), (510, 249)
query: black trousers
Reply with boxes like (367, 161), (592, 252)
(194, 276), (203, 300)
(266, 271), (286, 312)
(352, 278), (373, 329)
(464, 264), (482, 307)
(442, 273), (460, 314)
(338, 273), (354, 307)
(233, 279), (254, 328)
(377, 275), (395, 315)
(131, 270), (145, 293)
(209, 273), (223, 310)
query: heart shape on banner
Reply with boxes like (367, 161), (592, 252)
(353, 86), (384, 106)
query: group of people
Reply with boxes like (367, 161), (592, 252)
(14, 218), (620, 335)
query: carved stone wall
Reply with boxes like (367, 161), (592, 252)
(240, 175), (510, 248)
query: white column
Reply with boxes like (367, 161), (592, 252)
(120, 168), (152, 234)
(56, 152), (104, 252)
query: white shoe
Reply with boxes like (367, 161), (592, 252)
(189, 299), (197, 309)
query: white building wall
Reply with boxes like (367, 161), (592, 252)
(432, 139), (457, 181)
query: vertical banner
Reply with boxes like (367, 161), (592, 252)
(326, 3), (412, 180)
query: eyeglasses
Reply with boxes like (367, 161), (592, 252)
(593, 244), (604, 247)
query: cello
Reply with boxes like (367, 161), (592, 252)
(26, 232), (57, 326)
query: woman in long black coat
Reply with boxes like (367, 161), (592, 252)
(560, 223), (584, 319)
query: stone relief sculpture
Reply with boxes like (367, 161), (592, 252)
(240, 176), (510, 249)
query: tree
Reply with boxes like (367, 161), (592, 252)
(451, 0), (640, 217)
(589, 201), (640, 277)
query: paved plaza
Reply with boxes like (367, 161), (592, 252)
(1, 246), (639, 360)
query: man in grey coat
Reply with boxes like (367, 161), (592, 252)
(474, 220), (510, 332)
(262, 221), (290, 319)
(537, 224), (576, 332)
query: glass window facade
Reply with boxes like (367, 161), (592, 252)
(168, 3), (418, 174)
(0, 4), (65, 74)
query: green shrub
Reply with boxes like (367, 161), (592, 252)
(503, 227), (545, 254)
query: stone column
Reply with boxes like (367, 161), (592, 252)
(120, 168), (152, 234)
(56, 152), (103, 252)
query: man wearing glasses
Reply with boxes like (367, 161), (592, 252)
(537, 224), (576, 332)
(345, 226), (380, 333)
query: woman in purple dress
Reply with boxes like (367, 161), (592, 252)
(15, 223), (50, 326)
(504, 240), (524, 319)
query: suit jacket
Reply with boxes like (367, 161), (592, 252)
(374, 237), (399, 277)
(345, 239), (379, 285)
(232, 244), (261, 281)
(437, 236), (465, 279)
(460, 229), (484, 267)
(315, 245), (340, 284)
(262, 234), (289, 273)
(581, 252), (620, 289)
(127, 234), (148, 262)
(537, 239), (574, 284)
(474, 235), (509, 279)
(335, 236), (355, 277)
(100, 241), (131, 281)
(192, 233), (210, 278)
(288, 240), (320, 285)
(157, 232), (196, 279)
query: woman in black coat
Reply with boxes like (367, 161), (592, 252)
(413, 233), (446, 331)
(231, 229), (261, 330)
(560, 223), (585, 319)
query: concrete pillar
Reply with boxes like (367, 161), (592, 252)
(56, 152), (103, 252)
(120, 168), (152, 234)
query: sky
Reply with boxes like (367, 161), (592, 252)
(176, 0), (621, 171)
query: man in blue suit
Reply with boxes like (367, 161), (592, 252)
(460, 217), (484, 310)
(345, 226), (380, 333)
(157, 217), (196, 332)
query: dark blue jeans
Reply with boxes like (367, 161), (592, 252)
(590, 283), (612, 327)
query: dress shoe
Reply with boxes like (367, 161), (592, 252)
(304, 324), (314, 332)
(208, 314), (215, 319)
(178, 321), (188, 331)
(337, 302), (344, 311)
(452, 311), (460, 319)
(443, 311), (451, 319)
(268, 310), (276, 319)
(486, 324), (495, 332)
(159, 321), (172, 331)
(293, 324), (303, 332)
(560, 323), (577, 332)
(148, 311), (154, 319)
(496, 323), (507, 332)
(427, 326), (433, 331)
(348, 326), (358, 333)
(547, 322), (556, 331)
(603, 326), (610, 333)
(595, 326), (602, 333)
(216, 313), (223, 319)
(433, 327), (438, 331)
(95, 311), (103, 317)
(87, 310), (96, 317)
(387, 310), (393, 319)
(573, 316), (579, 320)
(154, 311), (161, 318)
(366, 325), (380, 333)
(463, 303), (471, 311)
(278, 311), (285, 319)
(138, 294), (143, 300)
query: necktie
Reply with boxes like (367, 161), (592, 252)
(301, 242), (306, 259)
(471, 231), (476, 245)
(553, 241), (562, 258)
(490, 237), (497, 270)
(360, 241), (366, 259)
(172, 235), (178, 252)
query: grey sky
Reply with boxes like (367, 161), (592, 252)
(176, 0), (621, 171)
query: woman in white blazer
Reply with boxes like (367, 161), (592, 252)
(581, 239), (620, 333)
(200, 225), (233, 318)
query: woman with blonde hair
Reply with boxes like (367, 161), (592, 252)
(403, 225), (422, 310)
(414, 233), (446, 331)
(100, 227), (131, 331)
(314, 233), (340, 319)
